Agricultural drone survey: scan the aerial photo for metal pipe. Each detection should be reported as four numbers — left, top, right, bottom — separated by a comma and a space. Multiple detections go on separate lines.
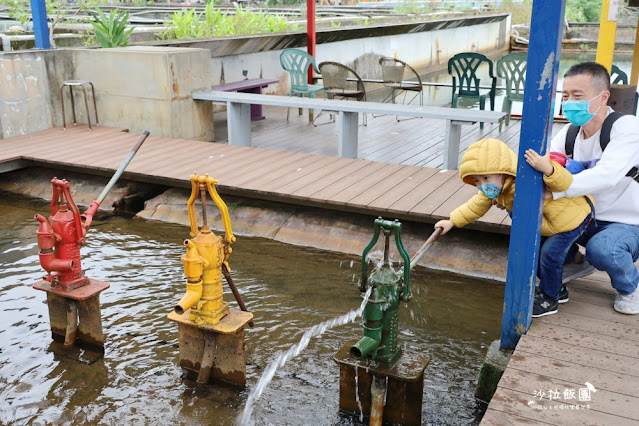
221, 264, 254, 327
409, 227, 443, 270
369, 375, 386, 426
383, 232, 390, 265
95, 131, 150, 204
64, 300, 78, 348
199, 187, 208, 228
350, 335, 379, 359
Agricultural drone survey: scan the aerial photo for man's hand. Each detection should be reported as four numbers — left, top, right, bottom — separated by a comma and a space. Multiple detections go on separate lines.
525, 149, 554, 177
434, 219, 454, 235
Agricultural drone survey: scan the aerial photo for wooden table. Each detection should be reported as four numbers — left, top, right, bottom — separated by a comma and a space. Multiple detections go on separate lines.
210, 78, 279, 121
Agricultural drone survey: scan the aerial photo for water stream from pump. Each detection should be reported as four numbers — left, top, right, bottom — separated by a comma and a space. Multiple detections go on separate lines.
238, 286, 373, 424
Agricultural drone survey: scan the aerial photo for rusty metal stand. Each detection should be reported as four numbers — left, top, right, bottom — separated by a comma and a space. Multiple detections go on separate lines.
33, 278, 110, 352
168, 307, 253, 386
334, 341, 429, 425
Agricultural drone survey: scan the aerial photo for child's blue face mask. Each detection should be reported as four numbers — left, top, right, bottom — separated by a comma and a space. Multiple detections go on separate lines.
479, 183, 502, 199
562, 92, 603, 126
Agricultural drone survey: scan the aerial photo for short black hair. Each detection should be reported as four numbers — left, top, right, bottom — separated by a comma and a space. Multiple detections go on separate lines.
563, 62, 610, 92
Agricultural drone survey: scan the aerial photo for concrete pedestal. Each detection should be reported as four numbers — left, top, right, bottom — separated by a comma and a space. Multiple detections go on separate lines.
334, 341, 429, 425
33, 277, 110, 352
168, 307, 253, 386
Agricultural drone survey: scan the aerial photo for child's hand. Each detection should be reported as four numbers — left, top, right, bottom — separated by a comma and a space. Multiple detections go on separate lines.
524, 149, 554, 176
435, 219, 454, 235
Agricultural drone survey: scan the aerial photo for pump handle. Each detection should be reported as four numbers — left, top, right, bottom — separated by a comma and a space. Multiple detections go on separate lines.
409, 227, 443, 270
95, 131, 150, 204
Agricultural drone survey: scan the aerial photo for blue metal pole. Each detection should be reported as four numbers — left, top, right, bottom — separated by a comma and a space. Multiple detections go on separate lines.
499, 0, 566, 351
30, 0, 50, 49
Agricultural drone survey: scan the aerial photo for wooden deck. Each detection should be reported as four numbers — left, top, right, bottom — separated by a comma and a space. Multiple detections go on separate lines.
482, 268, 639, 425
0, 120, 517, 233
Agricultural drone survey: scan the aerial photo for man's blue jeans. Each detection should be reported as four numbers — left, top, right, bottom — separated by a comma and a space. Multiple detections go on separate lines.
575, 220, 639, 295
539, 215, 592, 301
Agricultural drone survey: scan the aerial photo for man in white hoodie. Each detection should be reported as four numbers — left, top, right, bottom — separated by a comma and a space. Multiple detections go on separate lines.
545, 62, 639, 314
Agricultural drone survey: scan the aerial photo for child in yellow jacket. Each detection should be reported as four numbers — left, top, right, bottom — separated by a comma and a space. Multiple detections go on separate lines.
435, 138, 594, 317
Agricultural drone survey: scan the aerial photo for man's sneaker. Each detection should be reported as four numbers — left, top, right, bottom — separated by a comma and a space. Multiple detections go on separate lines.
558, 286, 569, 304
532, 292, 558, 317
614, 287, 639, 315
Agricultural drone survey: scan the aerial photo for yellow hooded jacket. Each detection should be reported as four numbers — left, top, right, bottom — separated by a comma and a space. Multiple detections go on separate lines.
449, 139, 594, 237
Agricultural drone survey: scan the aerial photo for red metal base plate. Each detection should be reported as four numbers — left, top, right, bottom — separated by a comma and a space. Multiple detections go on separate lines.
33, 277, 110, 300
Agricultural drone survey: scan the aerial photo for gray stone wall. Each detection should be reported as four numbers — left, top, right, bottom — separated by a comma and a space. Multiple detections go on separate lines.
0, 50, 57, 138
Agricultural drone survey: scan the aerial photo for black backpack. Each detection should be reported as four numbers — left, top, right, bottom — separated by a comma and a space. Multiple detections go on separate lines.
565, 111, 639, 183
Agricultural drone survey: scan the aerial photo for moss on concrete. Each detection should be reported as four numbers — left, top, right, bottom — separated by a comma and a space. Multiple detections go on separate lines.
475, 340, 512, 403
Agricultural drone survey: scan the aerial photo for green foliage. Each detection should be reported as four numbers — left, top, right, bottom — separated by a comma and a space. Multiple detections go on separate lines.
161, 5, 295, 40
90, 8, 135, 48
565, 0, 602, 23
5, 0, 30, 26
331, 21, 341, 28
163, 8, 205, 39
494, 0, 532, 26
393, 0, 431, 15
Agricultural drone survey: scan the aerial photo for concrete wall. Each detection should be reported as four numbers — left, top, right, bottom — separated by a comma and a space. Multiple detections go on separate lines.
0, 50, 56, 138
0, 46, 214, 140
213, 16, 509, 93
156, 14, 510, 90
71, 46, 214, 139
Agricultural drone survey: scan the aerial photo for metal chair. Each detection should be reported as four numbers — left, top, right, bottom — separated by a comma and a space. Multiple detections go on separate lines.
317, 61, 367, 126
496, 53, 527, 131
279, 49, 324, 121
448, 52, 496, 129
377, 57, 423, 121
61, 80, 99, 130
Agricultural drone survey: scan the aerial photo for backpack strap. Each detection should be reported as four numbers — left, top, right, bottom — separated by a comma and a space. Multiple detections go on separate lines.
564, 111, 625, 157
565, 125, 580, 158
599, 111, 625, 151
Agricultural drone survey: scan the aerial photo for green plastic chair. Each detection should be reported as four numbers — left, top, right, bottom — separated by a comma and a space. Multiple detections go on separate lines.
448, 52, 496, 129
610, 64, 628, 85
609, 65, 638, 115
496, 53, 527, 131
279, 49, 324, 121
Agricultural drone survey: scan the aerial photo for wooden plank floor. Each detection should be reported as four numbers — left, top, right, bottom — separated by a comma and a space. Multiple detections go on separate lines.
0, 124, 513, 232
215, 105, 563, 169
482, 267, 639, 425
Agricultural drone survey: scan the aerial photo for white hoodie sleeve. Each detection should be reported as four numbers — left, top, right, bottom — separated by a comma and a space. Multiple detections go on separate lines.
552, 116, 639, 199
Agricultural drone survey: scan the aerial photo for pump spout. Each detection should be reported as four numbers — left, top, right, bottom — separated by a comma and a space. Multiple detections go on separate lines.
174, 240, 207, 315
350, 335, 380, 359
35, 214, 74, 274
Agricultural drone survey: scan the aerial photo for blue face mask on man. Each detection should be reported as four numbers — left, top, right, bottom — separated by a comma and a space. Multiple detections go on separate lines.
562, 92, 604, 126
479, 183, 502, 199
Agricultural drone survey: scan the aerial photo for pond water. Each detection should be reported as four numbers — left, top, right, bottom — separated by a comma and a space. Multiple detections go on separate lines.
0, 191, 504, 425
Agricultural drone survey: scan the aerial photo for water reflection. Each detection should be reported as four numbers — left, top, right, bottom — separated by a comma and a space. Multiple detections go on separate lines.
0, 191, 503, 425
